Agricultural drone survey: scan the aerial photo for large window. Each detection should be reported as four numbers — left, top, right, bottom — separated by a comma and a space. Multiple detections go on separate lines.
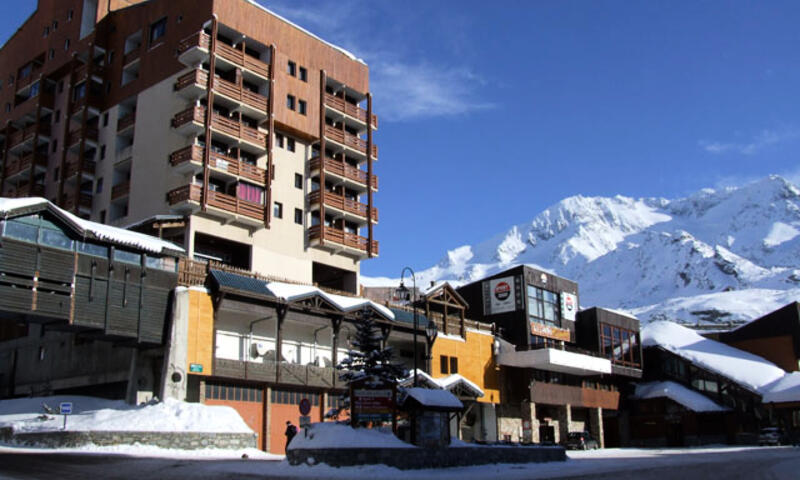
149, 17, 167, 46
527, 285, 559, 327
599, 323, 641, 368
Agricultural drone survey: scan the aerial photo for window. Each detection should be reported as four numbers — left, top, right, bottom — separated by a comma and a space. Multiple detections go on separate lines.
53, 20, 58, 31
100, 145, 106, 160
599, 322, 641, 368
4, 103, 10, 113
108, 51, 114, 64
115, 250, 141, 265
96, 178, 103, 193
49, 49, 55, 60
52, 140, 58, 153
273, 202, 283, 219
299, 66, 307, 82
287, 138, 295, 152
177, 15, 183, 24
294, 173, 303, 189
68, 9, 74, 21
440, 355, 449, 374
449, 356, 459, 374
286, 95, 295, 110
298, 99, 307, 115
53, 167, 59, 181
294, 208, 302, 225
100, 210, 106, 223
64, 39, 70, 51
44, 26, 50, 37
149, 17, 167, 46
58, 80, 64, 93
275, 133, 284, 148
527, 285, 560, 327
287, 61, 296, 76
103, 112, 109, 127
54, 110, 60, 123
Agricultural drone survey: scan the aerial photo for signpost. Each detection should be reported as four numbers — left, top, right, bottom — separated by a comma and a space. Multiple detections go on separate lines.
298, 398, 312, 437
59, 402, 73, 430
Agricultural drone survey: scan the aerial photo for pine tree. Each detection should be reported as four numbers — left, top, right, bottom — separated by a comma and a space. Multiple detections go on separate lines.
337, 308, 407, 389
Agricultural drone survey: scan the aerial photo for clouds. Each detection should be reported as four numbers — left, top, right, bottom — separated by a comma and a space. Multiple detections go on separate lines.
260, 0, 493, 122
700, 128, 800, 155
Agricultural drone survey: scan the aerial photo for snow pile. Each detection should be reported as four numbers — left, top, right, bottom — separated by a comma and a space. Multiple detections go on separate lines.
633, 381, 728, 412
0, 396, 252, 433
763, 372, 800, 403
287, 422, 414, 450
641, 321, 786, 393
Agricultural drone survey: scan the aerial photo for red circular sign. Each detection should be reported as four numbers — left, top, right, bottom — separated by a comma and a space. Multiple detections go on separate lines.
494, 281, 511, 300
299, 398, 311, 415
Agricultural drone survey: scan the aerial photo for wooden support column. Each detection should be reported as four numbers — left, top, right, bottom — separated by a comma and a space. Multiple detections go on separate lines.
26, 96, 44, 194
74, 43, 95, 215
366, 92, 374, 256
264, 44, 276, 228
201, 17, 219, 212
318, 70, 327, 246
58, 56, 78, 204
0, 122, 11, 194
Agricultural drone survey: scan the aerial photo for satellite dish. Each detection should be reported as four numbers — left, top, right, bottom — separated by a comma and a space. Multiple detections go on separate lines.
251, 342, 270, 358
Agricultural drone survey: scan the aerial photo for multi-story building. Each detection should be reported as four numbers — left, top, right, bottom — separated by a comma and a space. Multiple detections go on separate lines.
456, 265, 643, 447
0, 0, 378, 293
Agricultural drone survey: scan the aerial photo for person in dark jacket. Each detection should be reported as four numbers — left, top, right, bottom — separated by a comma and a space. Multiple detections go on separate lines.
285, 420, 298, 453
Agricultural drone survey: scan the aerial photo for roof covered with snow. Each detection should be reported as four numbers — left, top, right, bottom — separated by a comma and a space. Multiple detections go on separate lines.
403, 387, 463, 410
762, 372, 800, 404
634, 381, 729, 412
641, 321, 786, 394
400, 370, 484, 398
0, 197, 184, 256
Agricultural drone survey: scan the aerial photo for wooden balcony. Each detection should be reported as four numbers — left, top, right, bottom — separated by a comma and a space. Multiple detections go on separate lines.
62, 192, 93, 211
175, 69, 268, 113
172, 106, 267, 149
111, 181, 130, 200
71, 92, 102, 114
122, 46, 141, 66
309, 225, 378, 256
324, 125, 378, 158
308, 190, 377, 222
529, 382, 620, 410
213, 358, 336, 388
169, 145, 266, 184
8, 123, 51, 151
13, 182, 45, 198
177, 32, 270, 79
309, 156, 378, 190
15, 65, 43, 92
167, 184, 265, 224
117, 113, 135, 132
74, 63, 106, 82
324, 93, 378, 129
4, 153, 47, 179
64, 157, 96, 180
66, 127, 99, 148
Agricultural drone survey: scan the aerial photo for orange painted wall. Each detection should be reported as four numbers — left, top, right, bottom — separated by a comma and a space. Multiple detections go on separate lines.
186, 289, 215, 376
431, 329, 501, 404
268, 394, 324, 454
205, 398, 264, 449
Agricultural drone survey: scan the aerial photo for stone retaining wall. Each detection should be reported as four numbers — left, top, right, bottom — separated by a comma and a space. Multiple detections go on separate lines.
288, 445, 566, 469
0, 427, 256, 450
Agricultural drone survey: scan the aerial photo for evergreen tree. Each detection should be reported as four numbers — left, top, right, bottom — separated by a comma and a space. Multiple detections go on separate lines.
337, 307, 407, 389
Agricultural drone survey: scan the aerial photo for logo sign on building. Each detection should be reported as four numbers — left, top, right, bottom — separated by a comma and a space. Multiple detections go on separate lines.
530, 321, 571, 342
483, 276, 517, 315
353, 389, 394, 423
298, 398, 311, 416
560, 292, 578, 322
189, 363, 203, 373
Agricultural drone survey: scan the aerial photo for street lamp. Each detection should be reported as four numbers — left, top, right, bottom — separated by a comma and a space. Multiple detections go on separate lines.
395, 267, 418, 387
425, 318, 438, 373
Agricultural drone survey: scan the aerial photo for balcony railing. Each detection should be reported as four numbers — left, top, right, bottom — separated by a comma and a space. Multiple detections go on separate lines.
74, 63, 107, 82
111, 182, 130, 201
213, 358, 336, 388
14, 182, 45, 197
167, 184, 264, 221
117, 113, 135, 132
71, 93, 102, 113
309, 156, 378, 189
177, 32, 270, 79
324, 93, 378, 128
175, 69, 268, 113
8, 123, 51, 149
324, 125, 378, 158
62, 192, 93, 211
529, 382, 620, 410
4, 153, 47, 178
308, 190, 378, 222
172, 106, 267, 147
66, 127, 99, 148
64, 157, 96, 179
15, 65, 43, 92
169, 145, 267, 184
122, 46, 141, 65
309, 225, 378, 255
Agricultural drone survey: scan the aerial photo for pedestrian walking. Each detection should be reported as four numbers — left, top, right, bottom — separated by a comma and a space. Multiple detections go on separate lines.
284, 420, 298, 453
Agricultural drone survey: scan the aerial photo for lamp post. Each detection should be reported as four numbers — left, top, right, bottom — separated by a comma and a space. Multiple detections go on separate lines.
395, 267, 418, 387
425, 318, 438, 373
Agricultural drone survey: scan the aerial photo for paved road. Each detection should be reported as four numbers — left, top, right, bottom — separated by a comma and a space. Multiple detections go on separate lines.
0, 447, 798, 479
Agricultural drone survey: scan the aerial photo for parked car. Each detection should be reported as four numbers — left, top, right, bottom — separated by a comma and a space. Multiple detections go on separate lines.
565, 431, 599, 450
758, 427, 787, 446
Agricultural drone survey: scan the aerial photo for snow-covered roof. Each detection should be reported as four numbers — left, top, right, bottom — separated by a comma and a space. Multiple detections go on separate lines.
403, 387, 463, 410
633, 381, 729, 412
401, 370, 484, 398
641, 321, 786, 394
0, 197, 184, 255
244, 0, 366, 65
266, 281, 394, 321
762, 372, 800, 404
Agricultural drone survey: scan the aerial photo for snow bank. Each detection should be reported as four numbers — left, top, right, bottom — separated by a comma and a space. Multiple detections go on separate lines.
641, 321, 786, 393
633, 381, 728, 412
287, 422, 414, 450
0, 396, 251, 434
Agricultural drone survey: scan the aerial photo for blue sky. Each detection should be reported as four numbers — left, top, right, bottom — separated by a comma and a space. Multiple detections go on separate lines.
2, 1, 799, 279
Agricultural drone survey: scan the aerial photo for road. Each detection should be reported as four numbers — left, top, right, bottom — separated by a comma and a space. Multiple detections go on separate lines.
0, 446, 798, 479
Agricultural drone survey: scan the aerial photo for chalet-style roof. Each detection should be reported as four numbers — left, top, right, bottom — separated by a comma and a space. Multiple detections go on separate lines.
400, 370, 485, 398
422, 281, 469, 309
0, 197, 184, 256
633, 381, 728, 412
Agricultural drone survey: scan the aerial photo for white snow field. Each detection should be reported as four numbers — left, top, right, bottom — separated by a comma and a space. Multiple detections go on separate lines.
0, 395, 252, 434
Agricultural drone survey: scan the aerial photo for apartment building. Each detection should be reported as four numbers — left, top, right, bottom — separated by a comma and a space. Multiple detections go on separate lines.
0, 0, 378, 293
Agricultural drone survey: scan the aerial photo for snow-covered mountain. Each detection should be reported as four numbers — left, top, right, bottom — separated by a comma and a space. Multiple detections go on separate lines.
367, 175, 800, 325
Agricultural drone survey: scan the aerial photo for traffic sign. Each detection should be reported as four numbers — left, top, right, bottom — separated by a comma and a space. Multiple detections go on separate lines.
59, 402, 73, 415
299, 415, 311, 428
298, 397, 311, 415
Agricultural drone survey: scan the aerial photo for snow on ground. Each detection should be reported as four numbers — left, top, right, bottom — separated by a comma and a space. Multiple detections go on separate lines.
288, 422, 414, 450
641, 321, 786, 393
0, 395, 252, 433
0, 443, 279, 460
